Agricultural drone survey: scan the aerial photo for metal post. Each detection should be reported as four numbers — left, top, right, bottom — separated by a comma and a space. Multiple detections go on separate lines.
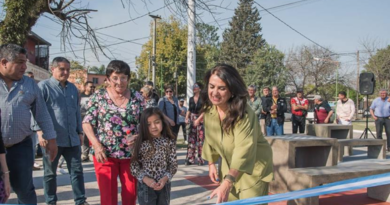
149, 14, 161, 86
336, 62, 339, 99
187, 0, 196, 102
356, 50, 360, 117
147, 52, 151, 81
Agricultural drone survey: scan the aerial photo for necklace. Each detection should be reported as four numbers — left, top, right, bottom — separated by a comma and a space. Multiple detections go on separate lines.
109, 89, 128, 108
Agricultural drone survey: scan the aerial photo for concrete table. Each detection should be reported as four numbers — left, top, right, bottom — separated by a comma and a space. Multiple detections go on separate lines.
266, 134, 338, 195
306, 123, 353, 155
306, 124, 353, 140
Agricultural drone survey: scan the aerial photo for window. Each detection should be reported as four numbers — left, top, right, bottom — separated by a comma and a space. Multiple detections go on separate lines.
92, 78, 98, 84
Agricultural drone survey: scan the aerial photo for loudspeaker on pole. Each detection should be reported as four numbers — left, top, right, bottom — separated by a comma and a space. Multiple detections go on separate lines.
359, 73, 375, 95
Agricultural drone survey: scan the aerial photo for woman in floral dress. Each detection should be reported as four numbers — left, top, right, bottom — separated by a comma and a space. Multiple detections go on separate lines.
185, 82, 205, 166
82, 60, 144, 205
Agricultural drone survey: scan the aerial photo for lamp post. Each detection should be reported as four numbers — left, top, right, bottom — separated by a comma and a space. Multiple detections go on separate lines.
149, 14, 161, 86
146, 51, 151, 81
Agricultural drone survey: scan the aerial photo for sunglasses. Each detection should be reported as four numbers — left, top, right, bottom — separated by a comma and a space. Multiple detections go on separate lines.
140, 92, 143, 94
166, 90, 173, 93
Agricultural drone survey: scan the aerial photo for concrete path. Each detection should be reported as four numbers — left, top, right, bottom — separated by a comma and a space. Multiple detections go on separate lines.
6, 122, 389, 204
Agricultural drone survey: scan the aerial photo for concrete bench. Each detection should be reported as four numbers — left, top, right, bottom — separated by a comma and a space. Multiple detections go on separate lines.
306, 124, 353, 154
338, 139, 386, 162
266, 135, 339, 197
287, 160, 390, 205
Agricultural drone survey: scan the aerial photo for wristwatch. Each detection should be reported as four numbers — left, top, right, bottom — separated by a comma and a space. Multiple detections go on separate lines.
224, 174, 236, 185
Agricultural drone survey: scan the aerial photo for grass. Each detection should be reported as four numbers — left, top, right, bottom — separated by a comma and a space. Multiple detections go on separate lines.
352, 121, 376, 131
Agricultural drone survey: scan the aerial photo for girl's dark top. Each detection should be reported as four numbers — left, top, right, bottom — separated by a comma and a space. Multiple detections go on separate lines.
189, 96, 202, 115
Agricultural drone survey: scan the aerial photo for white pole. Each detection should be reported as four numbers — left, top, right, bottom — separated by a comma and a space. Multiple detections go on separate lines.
149, 15, 161, 87
187, 0, 196, 102
152, 18, 157, 86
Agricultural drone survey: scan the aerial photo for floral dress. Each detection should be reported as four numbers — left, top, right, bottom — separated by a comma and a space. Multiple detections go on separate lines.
83, 89, 144, 159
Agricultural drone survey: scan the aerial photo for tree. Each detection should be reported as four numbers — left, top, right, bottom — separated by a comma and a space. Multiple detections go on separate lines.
0, 0, 225, 58
219, 0, 265, 76
70, 60, 84, 70
136, 17, 220, 96
196, 23, 220, 78
0, 0, 99, 56
88, 64, 106, 74
137, 17, 188, 95
196, 23, 219, 47
285, 45, 348, 97
244, 44, 287, 95
363, 45, 390, 91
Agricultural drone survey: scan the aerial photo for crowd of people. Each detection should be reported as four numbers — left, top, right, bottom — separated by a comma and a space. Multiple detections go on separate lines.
1, 42, 390, 205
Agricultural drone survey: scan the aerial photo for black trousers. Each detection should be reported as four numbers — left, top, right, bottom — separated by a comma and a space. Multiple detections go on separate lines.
375, 117, 390, 147
179, 122, 187, 141
137, 181, 171, 205
292, 115, 306, 134
171, 124, 180, 138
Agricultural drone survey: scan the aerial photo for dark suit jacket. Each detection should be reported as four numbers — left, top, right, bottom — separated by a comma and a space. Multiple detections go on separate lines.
264, 96, 287, 125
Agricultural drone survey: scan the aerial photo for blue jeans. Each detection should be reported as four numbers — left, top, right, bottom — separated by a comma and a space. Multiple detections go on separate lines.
137, 181, 171, 205
5, 136, 37, 204
42, 146, 86, 205
266, 119, 284, 136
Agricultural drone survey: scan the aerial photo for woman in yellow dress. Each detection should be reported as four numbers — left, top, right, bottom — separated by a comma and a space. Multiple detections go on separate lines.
202, 64, 273, 204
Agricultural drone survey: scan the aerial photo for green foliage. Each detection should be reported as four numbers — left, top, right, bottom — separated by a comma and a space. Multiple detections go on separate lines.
70, 60, 85, 70
219, 0, 265, 76
196, 23, 219, 47
137, 16, 220, 96
129, 71, 144, 91
88, 64, 106, 74
245, 44, 287, 95
364, 45, 390, 92
196, 22, 221, 79
0, 0, 46, 45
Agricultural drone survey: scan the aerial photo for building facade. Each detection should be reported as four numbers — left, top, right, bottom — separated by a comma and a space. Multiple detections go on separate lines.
69, 69, 106, 92
24, 31, 51, 81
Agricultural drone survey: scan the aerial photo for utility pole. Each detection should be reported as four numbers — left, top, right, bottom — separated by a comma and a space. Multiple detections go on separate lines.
149, 14, 161, 86
187, 0, 196, 102
336, 62, 339, 100
356, 50, 360, 117
146, 51, 151, 81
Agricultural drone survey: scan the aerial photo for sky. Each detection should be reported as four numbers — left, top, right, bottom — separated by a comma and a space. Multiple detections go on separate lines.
30, 0, 390, 76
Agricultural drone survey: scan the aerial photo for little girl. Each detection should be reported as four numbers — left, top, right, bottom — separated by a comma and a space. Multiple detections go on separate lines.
131, 107, 178, 205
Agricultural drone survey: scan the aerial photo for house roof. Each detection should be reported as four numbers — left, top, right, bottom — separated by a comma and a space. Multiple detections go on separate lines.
28, 31, 51, 46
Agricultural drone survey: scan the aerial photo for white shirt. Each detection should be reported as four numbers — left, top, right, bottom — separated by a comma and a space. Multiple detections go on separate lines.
336, 98, 355, 121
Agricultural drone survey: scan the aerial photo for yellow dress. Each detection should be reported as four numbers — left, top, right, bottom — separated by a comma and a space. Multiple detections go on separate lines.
202, 105, 274, 201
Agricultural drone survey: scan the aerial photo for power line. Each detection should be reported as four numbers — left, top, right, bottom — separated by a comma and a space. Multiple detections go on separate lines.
50, 36, 149, 55
95, 4, 171, 30
253, 1, 334, 54
207, 0, 318, 25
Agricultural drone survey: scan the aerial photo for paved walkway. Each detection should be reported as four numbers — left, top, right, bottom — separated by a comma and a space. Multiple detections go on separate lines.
6, 122, 390, 204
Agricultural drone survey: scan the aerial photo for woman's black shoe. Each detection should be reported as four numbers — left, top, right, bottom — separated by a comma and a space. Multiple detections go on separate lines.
185, 161, 193, 166
198, 161, 204, 166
